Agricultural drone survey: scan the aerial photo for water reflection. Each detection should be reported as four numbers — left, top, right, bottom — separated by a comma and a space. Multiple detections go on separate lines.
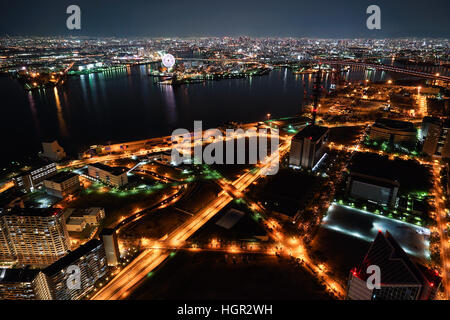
97, 73, 108, 104
161, 85, 177, 125
80, 75, 90, 108
53, 87, 68, 137
27, 91, 41, 136
88, 73, 100, 107
3, 65, 413, 162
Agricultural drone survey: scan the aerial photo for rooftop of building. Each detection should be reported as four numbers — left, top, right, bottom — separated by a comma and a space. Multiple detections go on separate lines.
372, 118, 416, 132
0, 268, 40, 284
67, 216, 85, 224
88, 163, 127, 176
43, 238, 103, 276
353, 231, 440, 287
64, 207, 103, 218
0, 207, 63, 218
14, 161, 57, 178
293, 124, 329, 142
44, 171, 78, 183
254, 168, 320, 217
348, 152, 432, 193
42, 140, 61, 145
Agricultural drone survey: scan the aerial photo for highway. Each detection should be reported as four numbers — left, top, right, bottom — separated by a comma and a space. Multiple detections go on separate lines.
432, 163, 450, 299
113, 185, 186, 232
0, 180, 14, 194
91, 138, 290, 300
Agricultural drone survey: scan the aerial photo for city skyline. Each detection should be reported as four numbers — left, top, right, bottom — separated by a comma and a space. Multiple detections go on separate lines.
0, 0, 449, 38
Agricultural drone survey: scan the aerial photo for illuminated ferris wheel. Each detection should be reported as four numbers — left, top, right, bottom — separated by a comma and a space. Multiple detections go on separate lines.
161, 53, 176, 69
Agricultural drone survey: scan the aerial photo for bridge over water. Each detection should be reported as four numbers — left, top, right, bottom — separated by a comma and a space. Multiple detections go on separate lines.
319, 59, 450, 82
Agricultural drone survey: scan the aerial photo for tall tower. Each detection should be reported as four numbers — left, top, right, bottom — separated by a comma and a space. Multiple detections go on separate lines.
290, 63, 329, 170
311, 64, 323, 125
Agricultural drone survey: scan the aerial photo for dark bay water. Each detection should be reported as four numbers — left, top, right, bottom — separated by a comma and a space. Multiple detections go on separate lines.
1, 60, 443, 166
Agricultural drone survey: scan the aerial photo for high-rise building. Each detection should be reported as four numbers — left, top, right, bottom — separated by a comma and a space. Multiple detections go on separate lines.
0, 214, 15, 266
422, 122, 443, 157
43, 239, 107, 300
439, 120, 450, 158
347, 231, 441, 300
289, 124, 329, 169
0, 268, 52, 300
0, 208, 70, 267
420, 116, 442, 141
422, 118, 450, 158
101, 228, 120, 266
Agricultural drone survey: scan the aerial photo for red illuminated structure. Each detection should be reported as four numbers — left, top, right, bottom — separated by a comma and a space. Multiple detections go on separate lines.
347, 231, 441, 300
311, 64, 323, 125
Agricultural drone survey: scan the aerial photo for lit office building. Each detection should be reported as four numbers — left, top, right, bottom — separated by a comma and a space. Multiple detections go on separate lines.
420, 116, 442, 141
422, 121, 443, 157
0, 215, 15, 266
347, 231, 441, 300
422, 118, 450, 158
43, 171, 81, 198
0, 208, 70, 268
0, 268, 52, 300
369, 118, 417, 145
43, 239, 108, 300
347, 172, 399, 208
87, 163, 128, 187
289, 124, 329, 169
346, 153, 401, 208
13, 162, 57, 192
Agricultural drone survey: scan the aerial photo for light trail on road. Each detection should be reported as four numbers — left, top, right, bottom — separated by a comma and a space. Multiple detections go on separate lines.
92, 138, 290, 300
432, 164, 450, 299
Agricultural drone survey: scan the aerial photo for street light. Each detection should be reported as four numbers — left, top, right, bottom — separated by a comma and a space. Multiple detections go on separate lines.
266, 113, 271, 120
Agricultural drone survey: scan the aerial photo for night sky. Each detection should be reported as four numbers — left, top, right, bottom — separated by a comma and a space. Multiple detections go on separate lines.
0, 0, 449, 38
